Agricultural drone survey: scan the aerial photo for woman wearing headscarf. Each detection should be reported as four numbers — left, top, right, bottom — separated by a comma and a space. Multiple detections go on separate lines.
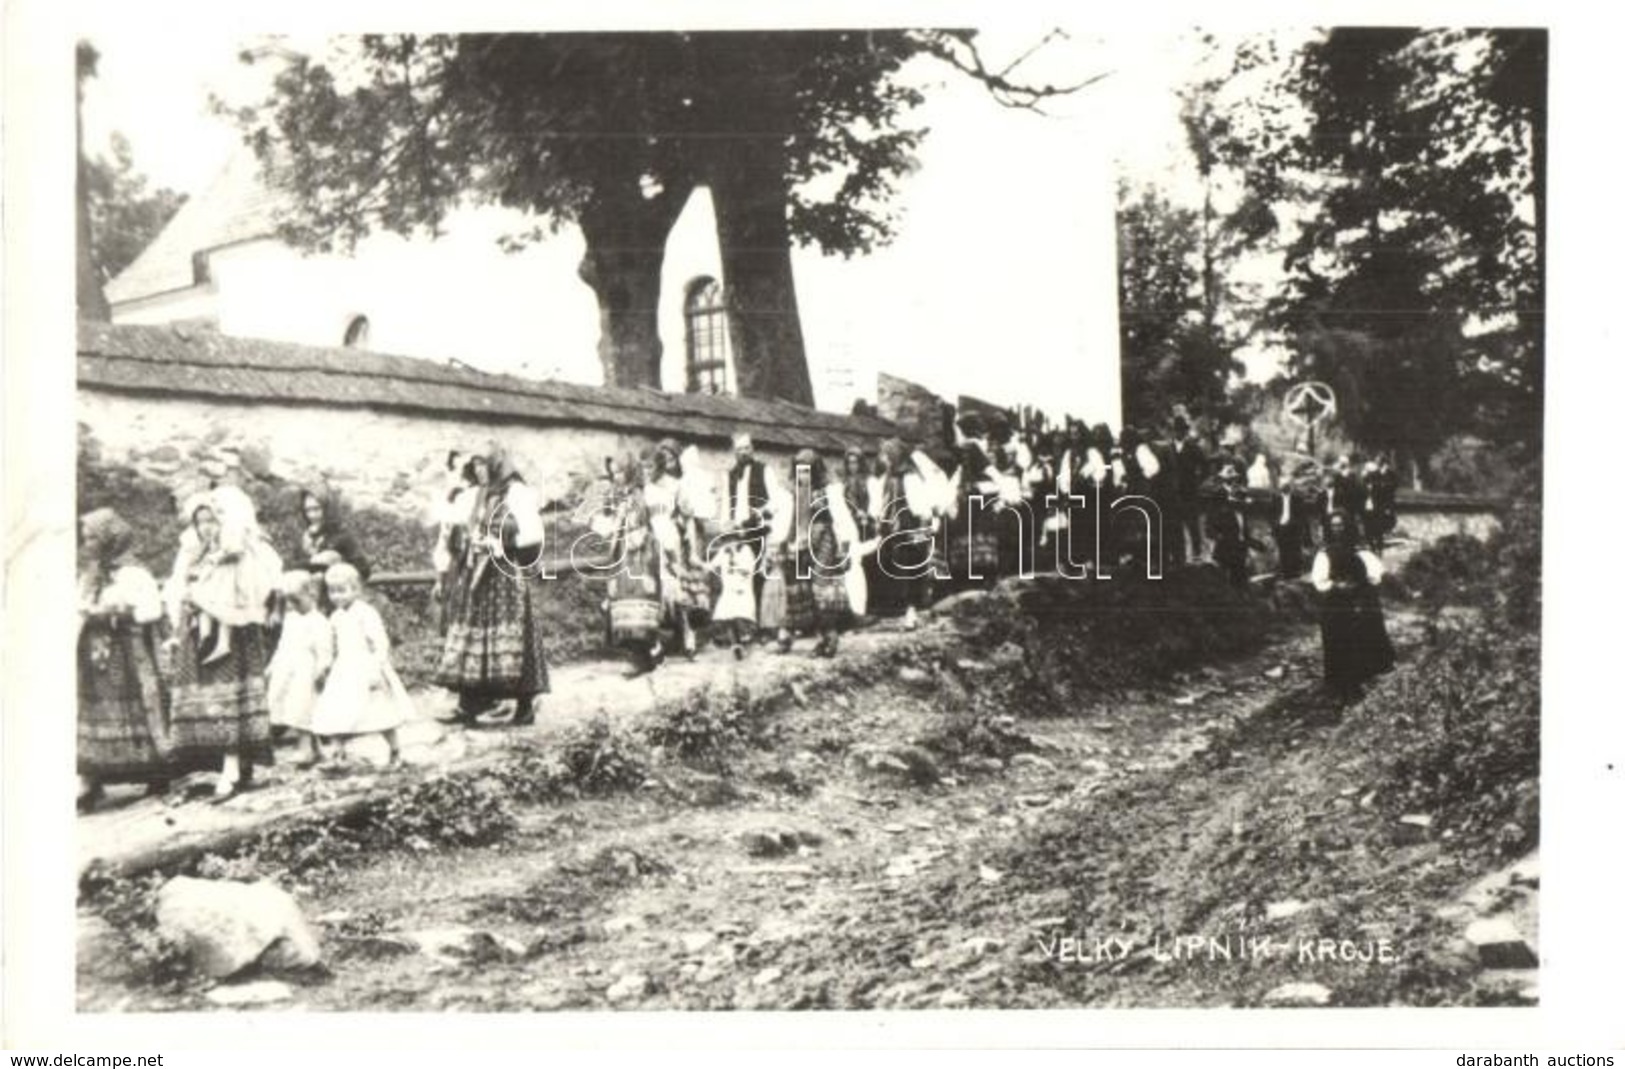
1022, 431, 1062, 575
430, 453, 481, 635
874, 438, 942, 630
644, 438, 710, 659
1312, 510, 1397, 696
834, 446, 879, 618
77, 509, 171, 810
776, 449, 851, 656
162, 487, 281, 802
945, 414, 1002, 589
435, 443, 549, 726
593, 452, 666, 677
296, 487, 371, 611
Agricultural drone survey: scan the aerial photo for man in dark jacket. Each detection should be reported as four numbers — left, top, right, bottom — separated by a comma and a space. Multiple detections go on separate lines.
1272, 466, 1316, 579
1324, 455, 1366, 540
1168, 415, 1207, 564
1362, 453, 1400, 552
724, 433, 779, 612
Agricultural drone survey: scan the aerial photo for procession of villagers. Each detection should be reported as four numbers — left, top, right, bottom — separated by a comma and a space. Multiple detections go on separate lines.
77, 407, 1398, 810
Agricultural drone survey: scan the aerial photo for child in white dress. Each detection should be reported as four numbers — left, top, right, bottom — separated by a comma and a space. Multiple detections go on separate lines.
265, 570, 333, 767
310, 563, 409, 767
709, 538, 759, 659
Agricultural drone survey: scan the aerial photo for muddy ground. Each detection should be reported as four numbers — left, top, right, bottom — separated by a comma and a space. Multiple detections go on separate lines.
76, 576, 1537, 1011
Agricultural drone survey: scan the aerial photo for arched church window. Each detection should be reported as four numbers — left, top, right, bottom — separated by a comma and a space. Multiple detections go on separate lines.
684, 277, 730, 395
342, 314, 371, 349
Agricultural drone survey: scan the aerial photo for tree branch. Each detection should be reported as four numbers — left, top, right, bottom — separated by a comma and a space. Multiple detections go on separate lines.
916, 29, 1112, 112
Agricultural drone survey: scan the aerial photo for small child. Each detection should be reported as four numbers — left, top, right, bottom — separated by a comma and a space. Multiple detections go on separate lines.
709, 537, 759, 660
265, 570, 333, 767
309, 563, 410, 767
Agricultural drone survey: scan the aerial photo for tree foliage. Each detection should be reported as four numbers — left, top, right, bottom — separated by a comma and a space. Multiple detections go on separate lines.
1115, 183, 1241, 431
232, 32, 934, 400
77, 41, 188, 308
77, 41, 109, 320
1221, 28, 1544, 471
84, 132, 189, 282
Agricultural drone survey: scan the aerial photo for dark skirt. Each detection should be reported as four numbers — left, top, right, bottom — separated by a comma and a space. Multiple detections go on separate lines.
168, 619, 275, 771
1319, 585, 1397, 694
873, 523, 937, 612
948, 518, 1001, 581
436, 565, 551, 700
782, 523, 850, 633
661, 539, 713, 621
78, 618, 172, 782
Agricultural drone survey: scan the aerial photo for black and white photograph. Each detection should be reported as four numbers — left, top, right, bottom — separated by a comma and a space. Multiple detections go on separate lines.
4, 0, 1622, 1054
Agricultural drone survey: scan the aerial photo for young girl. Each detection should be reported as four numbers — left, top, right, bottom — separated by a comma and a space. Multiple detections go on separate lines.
709, 535, 759, 660
310, 563, 410, 767
265, 570, 333, 767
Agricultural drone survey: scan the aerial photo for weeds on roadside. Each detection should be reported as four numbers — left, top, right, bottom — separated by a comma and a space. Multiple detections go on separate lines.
558, 716, 650, 796
644, 683, 768, 772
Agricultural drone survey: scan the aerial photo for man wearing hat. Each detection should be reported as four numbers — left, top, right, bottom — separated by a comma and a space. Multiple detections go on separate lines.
724, 433, 782, 626
1169, 414, 1207, 565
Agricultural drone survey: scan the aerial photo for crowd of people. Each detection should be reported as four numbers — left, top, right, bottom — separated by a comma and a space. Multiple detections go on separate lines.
77, 409, 1401, 812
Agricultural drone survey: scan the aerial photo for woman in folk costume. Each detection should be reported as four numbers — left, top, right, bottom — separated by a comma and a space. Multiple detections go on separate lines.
77, 509, 172, 811
1024, 431, 1063, 574
1058, 424, 1116, 574
430, 452, 481, 636
833, 446, 881, 618
311, 563, 411, 766
265, 570, 333, 767
163, 487, 281, 802
946, 416, 1003, 589
1312, 510, 1397, 696
297, 487, 372, 583
874, 438, 947, 631
435, 443, 549, 726
1111, 426, 1164, 575
593, 452, 668, 677
168, 483, 283, 666
990, 429, 1030, 580
644, 438, 713, 659
775, 449, 851, 656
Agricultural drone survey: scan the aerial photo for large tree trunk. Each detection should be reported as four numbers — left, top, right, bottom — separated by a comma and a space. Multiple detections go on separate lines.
698, 35, 815, 408
710, 152, 814, 407
576, 179, 693, 389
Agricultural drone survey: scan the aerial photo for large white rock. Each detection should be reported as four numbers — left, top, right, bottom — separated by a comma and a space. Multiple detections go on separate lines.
154, 876, 322, 979
1263, 982, 1333, 1007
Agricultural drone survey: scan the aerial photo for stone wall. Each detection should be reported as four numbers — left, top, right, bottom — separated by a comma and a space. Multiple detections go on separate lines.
77, 389, 832, 531
1383, 505, 1503, 568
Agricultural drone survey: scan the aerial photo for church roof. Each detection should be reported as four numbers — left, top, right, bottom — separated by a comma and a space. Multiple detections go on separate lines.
78, 320, 902, 453
105, 152, 283, 305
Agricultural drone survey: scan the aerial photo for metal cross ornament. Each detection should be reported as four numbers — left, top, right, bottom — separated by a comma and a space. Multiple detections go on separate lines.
1283, 381, 1337, 427
1283, 381, 1337, 456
